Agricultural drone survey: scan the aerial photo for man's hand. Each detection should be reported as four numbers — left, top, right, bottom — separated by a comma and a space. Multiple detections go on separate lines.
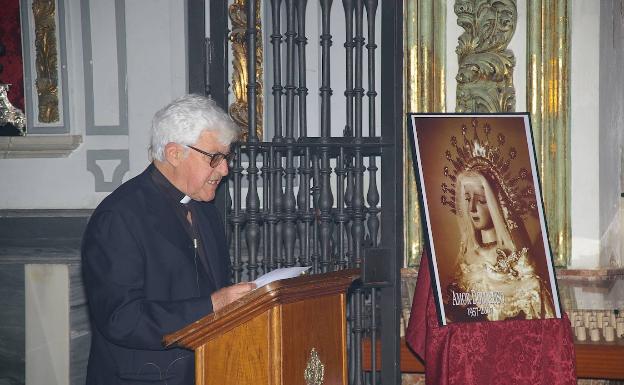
211, 282, 256, 312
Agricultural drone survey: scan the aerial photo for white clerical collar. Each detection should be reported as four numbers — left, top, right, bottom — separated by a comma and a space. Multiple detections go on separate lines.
179, 195, 191, 204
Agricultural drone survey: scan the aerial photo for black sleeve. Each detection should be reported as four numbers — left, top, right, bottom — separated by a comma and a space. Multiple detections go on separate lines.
82, 210, 213, 350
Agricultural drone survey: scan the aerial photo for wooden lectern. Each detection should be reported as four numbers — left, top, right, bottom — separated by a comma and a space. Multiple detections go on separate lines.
164, 269, 359, 385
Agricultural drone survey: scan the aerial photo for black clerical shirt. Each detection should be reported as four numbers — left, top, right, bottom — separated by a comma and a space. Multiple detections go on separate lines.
149, 164, 216, 295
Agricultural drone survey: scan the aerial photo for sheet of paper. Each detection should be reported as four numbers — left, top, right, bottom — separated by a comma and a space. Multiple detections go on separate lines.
253, 266, 311, 288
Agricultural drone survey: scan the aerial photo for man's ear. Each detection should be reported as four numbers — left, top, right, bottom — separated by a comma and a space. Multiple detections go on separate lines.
164, 142, 184, 166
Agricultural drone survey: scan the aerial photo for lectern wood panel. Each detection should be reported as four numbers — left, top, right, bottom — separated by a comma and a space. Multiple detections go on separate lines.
198, 312, 270, 385
164, 270, 359, 385
281, 294, 347, 385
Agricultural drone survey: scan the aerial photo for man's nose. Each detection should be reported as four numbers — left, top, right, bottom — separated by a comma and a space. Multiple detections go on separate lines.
217, 158, 229, 176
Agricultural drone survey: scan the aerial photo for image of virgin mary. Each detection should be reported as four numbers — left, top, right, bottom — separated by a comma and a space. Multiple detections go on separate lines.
440, 119, 556, 323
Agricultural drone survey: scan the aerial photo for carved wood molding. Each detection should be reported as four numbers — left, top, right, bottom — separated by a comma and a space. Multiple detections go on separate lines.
229, 0, 263, 141
454, 0, 517, 113
32, 0, 59, 123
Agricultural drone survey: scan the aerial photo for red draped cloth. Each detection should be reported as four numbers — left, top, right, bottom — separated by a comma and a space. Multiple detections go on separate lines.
0, 0, 25, 110
406, 252, 577, 385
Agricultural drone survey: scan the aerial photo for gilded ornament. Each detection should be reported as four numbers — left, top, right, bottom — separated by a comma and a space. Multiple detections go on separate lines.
441, 118, 537, 220
32, 0, 59, 123
527, 0, 570, 266
304, 348, 325, 385
229, 0, 263, 141
403, 0, 446, 267
0, 83, 26, 135
454, 0, 517, 112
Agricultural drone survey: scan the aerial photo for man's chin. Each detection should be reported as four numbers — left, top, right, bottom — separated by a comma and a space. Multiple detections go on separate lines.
188, 191, 216, 202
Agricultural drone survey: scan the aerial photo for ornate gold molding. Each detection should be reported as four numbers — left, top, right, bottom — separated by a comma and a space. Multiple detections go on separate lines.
454, 0, 517, 112
229, 0, 263, 141
0, 84, 26, 135
403, 0, 446, 267
527, 0, 571, 266
32, 0, 59, 123
304, 348, 324, 385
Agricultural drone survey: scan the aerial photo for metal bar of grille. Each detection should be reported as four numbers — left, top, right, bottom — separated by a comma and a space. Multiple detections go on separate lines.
335, 147, 347, 269
320, 0, 333, 139
319, 0, 333, 273
298, 147, 313, 266
283, 0, 297, 267
270, 0, 283, 140
345, 159, 354, 267
262, 149, 271, 275
379, 0, 403, 382
267, 147, 279, 271
231, 147, 243, 282
296, 0, 310, 269
311, 153, 321, 273
284, 0, 296, 140
352, 0, 366, 267
274, 152, 285, 268
296, 0, 309, 138
245, 0, 261, 280
365, 0, 379, 247
343, 0, 355, 137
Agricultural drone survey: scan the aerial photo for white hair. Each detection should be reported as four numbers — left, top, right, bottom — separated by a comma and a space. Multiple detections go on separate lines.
149, 94, 241, 161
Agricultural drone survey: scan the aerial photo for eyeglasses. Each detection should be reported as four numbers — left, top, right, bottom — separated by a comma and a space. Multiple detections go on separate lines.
186, 145, 235, 168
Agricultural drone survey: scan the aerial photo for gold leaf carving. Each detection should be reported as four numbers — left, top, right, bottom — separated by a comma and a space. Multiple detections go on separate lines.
304, 348, 325, 385
0, 84, 26, 135
454, 0, 517, 112
229, 0, 263, 141
527, 0, 570, 266
404, 0, 447, 267
32, 0, 59, 123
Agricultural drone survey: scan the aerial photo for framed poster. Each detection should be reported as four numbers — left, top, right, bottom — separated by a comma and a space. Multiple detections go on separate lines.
408, 113, 561, 325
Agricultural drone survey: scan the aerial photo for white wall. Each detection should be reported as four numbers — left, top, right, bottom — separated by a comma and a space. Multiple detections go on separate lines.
0, 0, 187, 209
598, 0, 624, 268
570, 1, 601, 267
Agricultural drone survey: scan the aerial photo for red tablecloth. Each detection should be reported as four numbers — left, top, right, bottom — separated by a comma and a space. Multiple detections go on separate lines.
406, 252, 577, 385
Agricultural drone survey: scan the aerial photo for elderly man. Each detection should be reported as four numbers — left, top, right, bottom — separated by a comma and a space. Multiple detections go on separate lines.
82, 94, 255, 385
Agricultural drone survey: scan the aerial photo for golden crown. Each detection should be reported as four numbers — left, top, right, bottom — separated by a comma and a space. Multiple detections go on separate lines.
440, 118, 538, 219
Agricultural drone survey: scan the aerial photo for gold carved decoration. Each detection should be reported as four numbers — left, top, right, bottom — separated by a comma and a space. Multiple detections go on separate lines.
527, 0, 570, 266
405, 0, 570, 267
304, 348, 325, 385
229, 0, 263, 141
454, 0, 517, 112
32, 0, 59, 123
0, 84, 26, 135
403, 0, 446, 267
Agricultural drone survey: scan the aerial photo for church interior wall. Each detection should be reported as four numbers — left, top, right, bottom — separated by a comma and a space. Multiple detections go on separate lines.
0, 0, 620, 266
0, 0, 187, 210
1, 1, 624, 385
598, 0, 624, 269
570, 0, 601, 268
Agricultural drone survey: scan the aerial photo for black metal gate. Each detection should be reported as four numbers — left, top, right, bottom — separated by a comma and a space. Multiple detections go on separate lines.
189, 0, 403, 383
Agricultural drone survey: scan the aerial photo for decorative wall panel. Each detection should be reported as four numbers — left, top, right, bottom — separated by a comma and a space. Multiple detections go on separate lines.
86, 149, 129, 192
21, 0, 70, 134
82, 0, 128, 135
